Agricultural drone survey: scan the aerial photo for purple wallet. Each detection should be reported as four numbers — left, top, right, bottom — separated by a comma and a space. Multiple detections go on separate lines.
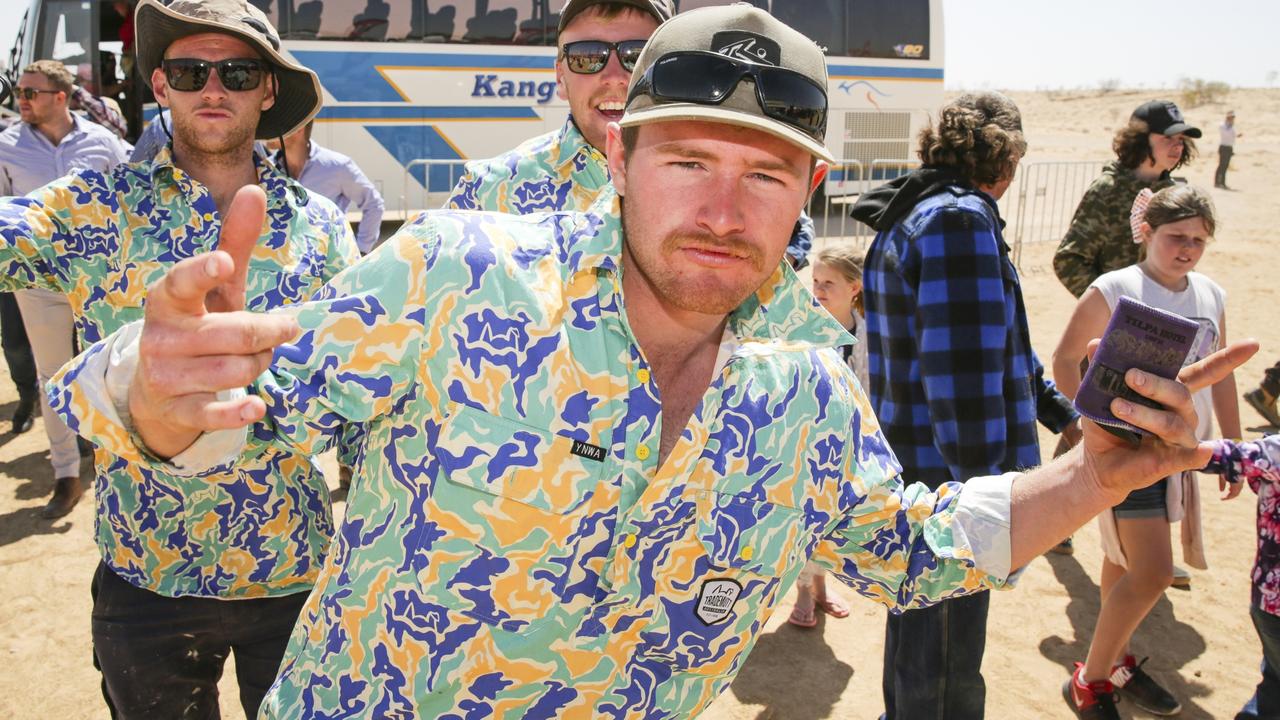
1074, 296, 1200, 442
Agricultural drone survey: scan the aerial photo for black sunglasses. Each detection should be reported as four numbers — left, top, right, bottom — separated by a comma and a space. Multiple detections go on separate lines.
162, 58, 268, 92
627, 51, 828, 143
561, 40, 648, 75
15, 87, 62, 101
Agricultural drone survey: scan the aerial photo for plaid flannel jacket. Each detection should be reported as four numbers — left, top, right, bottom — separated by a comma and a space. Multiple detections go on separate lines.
864, 184, 1076, 489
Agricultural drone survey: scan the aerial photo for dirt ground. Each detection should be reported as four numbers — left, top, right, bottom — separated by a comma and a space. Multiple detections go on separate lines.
1, 88, 1275, 719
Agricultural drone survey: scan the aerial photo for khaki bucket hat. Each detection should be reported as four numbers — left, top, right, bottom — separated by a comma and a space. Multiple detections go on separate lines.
135, 0, 322, 139
620, 3, 833, 162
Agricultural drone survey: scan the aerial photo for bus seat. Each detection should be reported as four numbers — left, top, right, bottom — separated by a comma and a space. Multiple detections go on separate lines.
463, 8, 517, 43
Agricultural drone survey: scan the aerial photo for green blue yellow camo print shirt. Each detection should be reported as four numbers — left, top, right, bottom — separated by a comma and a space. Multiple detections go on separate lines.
445, 119, 612, 215
55, 194, 1015, 717
2, 147, 359, 598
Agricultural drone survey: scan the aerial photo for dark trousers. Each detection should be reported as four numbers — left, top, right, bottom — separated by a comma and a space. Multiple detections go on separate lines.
91, 562, 309, 720
882, 590, 990, 720
0, 291, 37, 399
1263, 361, 1280, 398
1237, 605, 1280, 719
1216, 145, 1235, 187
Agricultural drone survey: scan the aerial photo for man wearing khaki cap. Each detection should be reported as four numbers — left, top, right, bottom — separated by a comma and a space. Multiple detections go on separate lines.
53, 4, 1252, 717
0, 0, 359, 715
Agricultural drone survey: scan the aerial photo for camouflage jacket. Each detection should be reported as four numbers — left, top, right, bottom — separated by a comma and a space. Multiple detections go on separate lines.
1052, 162, 1174, 297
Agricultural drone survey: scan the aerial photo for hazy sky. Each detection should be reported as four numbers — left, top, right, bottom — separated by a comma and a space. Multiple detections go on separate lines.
2, 0, 1275, 90
943, 0, 1279, 90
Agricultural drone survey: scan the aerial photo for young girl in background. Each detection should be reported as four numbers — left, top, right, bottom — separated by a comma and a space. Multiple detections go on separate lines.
1053, 185, 1241, 719
787, 243, 866, 628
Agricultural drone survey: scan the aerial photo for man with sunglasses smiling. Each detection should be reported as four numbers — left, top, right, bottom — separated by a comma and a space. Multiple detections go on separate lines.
447, 0, 669, 214
51, 4, 1253, 718
447, 0, 818, 268
0, 60, 133, 519
0, 0, 359, 716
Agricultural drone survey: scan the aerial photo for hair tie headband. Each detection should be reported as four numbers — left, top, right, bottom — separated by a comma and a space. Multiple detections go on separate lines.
1130, 188, 1154, 244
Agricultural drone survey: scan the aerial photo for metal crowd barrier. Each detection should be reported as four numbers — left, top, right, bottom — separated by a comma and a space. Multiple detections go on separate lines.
399, 158, 471, 220
1003, 160, 1106, 270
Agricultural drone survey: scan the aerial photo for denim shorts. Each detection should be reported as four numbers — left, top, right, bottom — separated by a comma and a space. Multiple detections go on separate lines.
1114, 477, 1168, 519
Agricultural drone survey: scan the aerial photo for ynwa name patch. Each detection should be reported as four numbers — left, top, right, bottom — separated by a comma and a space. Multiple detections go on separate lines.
711, 31, 781, 66
570, 439, 606, 462
695, 578, 743, 625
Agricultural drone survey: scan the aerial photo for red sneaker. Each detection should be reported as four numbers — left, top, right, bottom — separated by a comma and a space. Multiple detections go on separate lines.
1062, 662, 1120, 720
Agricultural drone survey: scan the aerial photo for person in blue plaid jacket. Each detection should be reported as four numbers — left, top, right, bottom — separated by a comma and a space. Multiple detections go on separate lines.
852, 91, 1080, 720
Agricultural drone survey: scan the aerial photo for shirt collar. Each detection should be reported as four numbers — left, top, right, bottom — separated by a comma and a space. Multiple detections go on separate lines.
556, 116, 607, 175
567, 194, 851, 350
20, 113, 88, 148
148, 145, 308, 208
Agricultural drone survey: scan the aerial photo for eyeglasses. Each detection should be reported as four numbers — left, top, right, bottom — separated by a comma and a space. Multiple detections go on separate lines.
15, 87, 61, 101
561, 40, 648, 75
162, 58, 268, 92
627, 51, 828, 143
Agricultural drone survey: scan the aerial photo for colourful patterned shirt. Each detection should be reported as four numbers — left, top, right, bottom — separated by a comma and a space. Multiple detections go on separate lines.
447, 117, 815, 267
2, 147, 360, 598
55, 195, 1014, 717
1204, 436, 1280, 615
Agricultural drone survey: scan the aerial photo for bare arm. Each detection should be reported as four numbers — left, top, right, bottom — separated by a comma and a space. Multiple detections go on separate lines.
1211, 312, 1242, 440
1009, 338, 1258, 569
1050, 288, 1111, 400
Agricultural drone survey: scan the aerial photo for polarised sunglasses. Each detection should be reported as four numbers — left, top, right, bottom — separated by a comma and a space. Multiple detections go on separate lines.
627, 51, 828, 143
561, 40, 648, 75
162, 58, 268, 92
15, 87, 62, 101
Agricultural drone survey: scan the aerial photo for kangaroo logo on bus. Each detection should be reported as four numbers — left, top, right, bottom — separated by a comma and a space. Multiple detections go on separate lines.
711, 31, 781, 66
471, 74, 557, 104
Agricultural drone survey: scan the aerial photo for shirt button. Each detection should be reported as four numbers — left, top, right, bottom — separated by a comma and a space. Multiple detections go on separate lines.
623, 533, 637, 548
635, 445, 650, 461
739, 545, 755, 562
636, 368, 651, 384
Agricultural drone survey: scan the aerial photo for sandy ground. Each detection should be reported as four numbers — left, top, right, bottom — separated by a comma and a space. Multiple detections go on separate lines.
0, 88, 1276, 719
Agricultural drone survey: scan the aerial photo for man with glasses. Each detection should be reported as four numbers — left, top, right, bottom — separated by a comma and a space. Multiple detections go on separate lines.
0, 59, 132, 519
0, 0, 358, 716
51, 5, 1250, 717
447, 0, 817, 268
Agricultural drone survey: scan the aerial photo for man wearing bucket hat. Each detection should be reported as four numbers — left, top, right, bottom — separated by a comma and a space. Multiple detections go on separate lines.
0, 0, 359, 715
447, 0, 816, 269
53, 4, 1252, 718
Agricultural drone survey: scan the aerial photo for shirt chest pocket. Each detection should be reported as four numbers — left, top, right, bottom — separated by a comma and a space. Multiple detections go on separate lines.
426, 403, 605, 631
635, 491, 805, 677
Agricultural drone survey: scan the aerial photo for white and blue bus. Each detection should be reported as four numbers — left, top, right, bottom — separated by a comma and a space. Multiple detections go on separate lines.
6, 0, 943, 215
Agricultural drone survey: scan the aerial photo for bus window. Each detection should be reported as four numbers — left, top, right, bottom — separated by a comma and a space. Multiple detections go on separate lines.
249, 0, 285, 29
277, 0, 553, 44
34, 0, 94, 67
845, 0, 929, 60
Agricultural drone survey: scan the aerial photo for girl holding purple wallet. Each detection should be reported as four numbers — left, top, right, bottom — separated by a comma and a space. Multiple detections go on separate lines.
1053, 184, 1243, 719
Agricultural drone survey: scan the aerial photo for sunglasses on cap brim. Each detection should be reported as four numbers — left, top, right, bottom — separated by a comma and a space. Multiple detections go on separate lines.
162, 58, 269, 92
562, 39, 648, 74
627, 51, 828, 143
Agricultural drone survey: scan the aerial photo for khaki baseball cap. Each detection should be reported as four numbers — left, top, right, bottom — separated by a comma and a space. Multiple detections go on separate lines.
135, 0, 323, 139
557, 0, 673, 36
620, 3, 833, 162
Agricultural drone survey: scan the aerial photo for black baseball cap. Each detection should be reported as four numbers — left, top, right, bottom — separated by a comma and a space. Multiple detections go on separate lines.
1131, 100, 1202, 138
